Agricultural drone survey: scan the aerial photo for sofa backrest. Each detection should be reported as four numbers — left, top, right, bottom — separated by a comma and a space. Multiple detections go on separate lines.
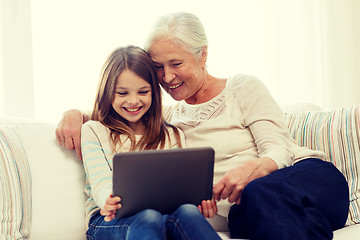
285, 104, 360, 226
0, 121, 85, 240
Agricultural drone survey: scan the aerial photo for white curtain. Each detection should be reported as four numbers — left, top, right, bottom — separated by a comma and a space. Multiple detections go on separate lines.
0, 0, 34, 118
1, 0, 359, 122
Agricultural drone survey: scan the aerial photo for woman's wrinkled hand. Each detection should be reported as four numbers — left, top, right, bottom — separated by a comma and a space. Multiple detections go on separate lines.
55, 109, 85, 160
213, 158, 277, 204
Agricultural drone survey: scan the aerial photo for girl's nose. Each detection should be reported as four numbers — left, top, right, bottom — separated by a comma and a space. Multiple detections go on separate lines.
127, 94, 139, 105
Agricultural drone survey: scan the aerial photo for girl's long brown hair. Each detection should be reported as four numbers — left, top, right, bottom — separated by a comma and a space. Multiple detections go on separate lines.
91, 45, 182, 151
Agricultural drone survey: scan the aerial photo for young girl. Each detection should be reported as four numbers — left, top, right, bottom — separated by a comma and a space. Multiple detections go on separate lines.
81, 45, 220, 240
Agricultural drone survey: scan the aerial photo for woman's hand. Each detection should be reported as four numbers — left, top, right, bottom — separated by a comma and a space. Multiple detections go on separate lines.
213, 157, 278, 204
197, 199, 217, 218
100, 195, 122, 222
55, 109, 87, 160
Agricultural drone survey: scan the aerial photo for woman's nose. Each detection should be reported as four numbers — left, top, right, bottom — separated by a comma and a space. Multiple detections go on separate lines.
163, 66, 175, 83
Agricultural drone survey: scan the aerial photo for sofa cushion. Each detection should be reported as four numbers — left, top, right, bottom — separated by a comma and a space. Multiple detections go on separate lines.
285, 104, 360, 225
15, 122, 86, 240
0, 126, 31, 239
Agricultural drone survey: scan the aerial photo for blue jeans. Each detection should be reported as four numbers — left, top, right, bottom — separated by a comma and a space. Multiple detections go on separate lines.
228, 158, 349, 240
86, 204, 221, 240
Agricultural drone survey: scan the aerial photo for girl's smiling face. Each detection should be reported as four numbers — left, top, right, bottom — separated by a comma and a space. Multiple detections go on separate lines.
112, 69, 152, 134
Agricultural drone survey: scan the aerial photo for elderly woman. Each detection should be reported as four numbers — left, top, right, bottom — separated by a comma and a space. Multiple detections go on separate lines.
57, 12, 349, 240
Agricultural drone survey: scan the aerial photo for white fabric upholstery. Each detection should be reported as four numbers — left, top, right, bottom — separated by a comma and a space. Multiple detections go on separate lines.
15, 122, 85, 240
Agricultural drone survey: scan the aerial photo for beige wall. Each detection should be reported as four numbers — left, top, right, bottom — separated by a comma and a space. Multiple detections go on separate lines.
0, 0, 359, 119
322, 0, 360, 110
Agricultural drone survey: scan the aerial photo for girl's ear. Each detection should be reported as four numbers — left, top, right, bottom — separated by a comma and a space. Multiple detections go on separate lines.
200, 46, 208, 69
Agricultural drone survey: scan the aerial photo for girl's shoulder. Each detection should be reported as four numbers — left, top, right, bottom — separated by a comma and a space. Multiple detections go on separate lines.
164, 124, 186, 148
164, 124, 182, 134
82, 120, 108, 130
82, 120, 111, 139
163, 102, 182, 121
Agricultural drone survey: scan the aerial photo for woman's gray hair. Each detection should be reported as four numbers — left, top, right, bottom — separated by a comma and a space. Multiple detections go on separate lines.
144, 12, 208, 57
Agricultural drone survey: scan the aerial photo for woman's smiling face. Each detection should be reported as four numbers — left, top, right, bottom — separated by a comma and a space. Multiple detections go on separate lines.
149, 38, 207, 103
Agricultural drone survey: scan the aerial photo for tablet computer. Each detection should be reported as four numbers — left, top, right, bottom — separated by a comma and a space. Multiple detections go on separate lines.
112, 147, 214, 218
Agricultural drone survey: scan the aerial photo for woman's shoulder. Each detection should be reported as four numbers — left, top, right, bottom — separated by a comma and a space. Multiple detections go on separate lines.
226, 73, 263, 89
226, 74, 271, 101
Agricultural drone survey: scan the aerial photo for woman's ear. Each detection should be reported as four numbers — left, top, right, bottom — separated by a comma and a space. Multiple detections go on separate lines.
200, 46, 208, 69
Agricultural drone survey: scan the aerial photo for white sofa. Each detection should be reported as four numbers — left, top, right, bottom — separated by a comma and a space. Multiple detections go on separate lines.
1, 104, 360, 239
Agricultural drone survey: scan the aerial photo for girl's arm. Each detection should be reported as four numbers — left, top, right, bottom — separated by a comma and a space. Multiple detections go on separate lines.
100, 195, 122, 222
81, 121, 114, 211
198, 199, 218, 218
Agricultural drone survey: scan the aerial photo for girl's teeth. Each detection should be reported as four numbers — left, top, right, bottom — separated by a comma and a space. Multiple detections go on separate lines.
126, 107, 141, 112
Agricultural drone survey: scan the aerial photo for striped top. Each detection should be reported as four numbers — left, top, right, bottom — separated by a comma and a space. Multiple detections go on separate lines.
81, 121, 184, 227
